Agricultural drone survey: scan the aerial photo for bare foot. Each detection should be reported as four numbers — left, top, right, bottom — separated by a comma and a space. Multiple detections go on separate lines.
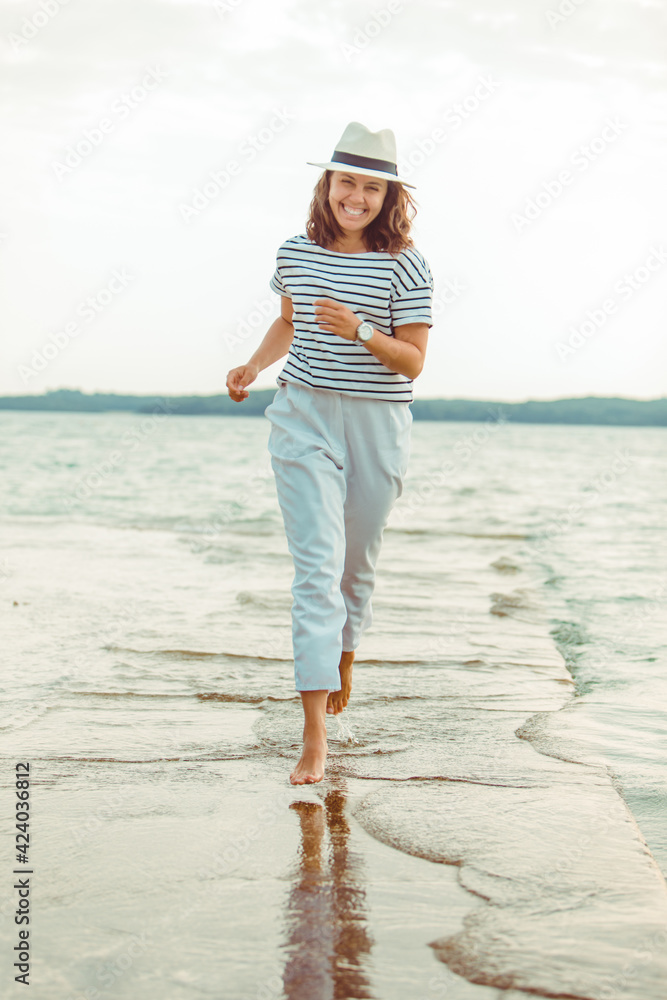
326, 650, 355, 715
290, 724, 327, 784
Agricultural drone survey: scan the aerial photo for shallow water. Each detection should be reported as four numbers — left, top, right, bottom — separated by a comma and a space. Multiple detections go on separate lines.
0, 410, 666, 998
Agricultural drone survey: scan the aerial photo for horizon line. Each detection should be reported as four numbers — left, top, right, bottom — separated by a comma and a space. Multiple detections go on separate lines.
1, 388, 665, 405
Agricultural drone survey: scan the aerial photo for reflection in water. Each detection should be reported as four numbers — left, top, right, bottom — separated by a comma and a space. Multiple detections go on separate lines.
282, 790, 375, 1000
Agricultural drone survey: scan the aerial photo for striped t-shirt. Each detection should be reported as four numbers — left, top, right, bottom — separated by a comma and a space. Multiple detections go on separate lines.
269, 234, 434, 401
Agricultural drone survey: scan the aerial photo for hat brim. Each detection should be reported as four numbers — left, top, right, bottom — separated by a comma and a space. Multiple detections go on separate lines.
306, 160, 416, 190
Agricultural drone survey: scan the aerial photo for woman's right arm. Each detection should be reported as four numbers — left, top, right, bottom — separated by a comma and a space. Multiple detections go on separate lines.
226, 297, 294, 402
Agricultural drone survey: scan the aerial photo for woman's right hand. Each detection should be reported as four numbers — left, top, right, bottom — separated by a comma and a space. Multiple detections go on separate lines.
226, 363, 259, 402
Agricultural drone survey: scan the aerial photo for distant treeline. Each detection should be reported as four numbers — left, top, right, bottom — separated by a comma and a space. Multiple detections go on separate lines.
0, 388, 665, 426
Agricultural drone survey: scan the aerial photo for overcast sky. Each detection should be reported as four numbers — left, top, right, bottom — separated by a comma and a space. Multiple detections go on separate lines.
1, 0, 665, 402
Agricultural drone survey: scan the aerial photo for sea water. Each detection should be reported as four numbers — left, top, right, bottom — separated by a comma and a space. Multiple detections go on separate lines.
0, 409, 665, 999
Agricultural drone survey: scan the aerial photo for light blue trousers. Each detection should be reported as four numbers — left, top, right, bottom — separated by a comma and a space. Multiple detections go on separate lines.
264, 379, 412, 692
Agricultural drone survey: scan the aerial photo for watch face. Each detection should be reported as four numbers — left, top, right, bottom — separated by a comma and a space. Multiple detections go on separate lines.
357, 322, 373, 342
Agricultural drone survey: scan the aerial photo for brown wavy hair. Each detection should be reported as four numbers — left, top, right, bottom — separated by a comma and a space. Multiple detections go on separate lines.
305, 170, 417, 255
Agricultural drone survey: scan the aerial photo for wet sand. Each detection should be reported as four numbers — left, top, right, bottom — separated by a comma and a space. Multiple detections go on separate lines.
2, 759, 499, 1000
1, 517, 667, 1000
2, 401, 667, 1000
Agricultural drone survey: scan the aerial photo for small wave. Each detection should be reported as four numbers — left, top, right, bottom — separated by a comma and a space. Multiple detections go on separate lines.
386, 526, 437, 536
110, 513, 279, 535
548, 620, 593, 694
454, 532, 528, 540
235, 591, 289, 608
30, 753, 253, 764
66, 688, 292, 706
353, 776, 667, 999
196, 692, 283, 704
102, 645, 291, 664
0, 701, 54, 731
490, 556, 520, 574
357, 657, 426, 666
515, 713, 606, 768
387, 528, 528, 540
550, 620, 589, 648
489, 589, 543, 620
363, 693, 440, 702
70, 690, 191, 699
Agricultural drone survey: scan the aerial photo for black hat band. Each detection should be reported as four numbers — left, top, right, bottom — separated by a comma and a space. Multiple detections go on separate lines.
330, 150, 398, 176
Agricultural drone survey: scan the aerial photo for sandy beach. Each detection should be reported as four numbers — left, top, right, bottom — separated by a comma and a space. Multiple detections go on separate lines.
1, 413, 666, 999
1, 523, 666, 999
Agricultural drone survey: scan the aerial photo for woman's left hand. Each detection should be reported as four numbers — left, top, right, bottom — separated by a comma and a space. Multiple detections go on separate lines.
313, 299, 359, 341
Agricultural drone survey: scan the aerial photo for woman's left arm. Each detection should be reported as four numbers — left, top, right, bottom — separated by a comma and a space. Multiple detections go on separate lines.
314, 298, 428, 379
364, 323, 428, 379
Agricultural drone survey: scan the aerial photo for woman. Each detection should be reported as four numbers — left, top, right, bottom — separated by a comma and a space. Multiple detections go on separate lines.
226, 121, 434, 785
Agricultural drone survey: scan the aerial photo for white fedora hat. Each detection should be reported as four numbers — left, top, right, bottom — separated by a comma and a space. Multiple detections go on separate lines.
307, 120, 416, 189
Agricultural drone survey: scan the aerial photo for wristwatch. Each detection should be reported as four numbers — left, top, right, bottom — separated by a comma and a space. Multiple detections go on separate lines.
355, 321, 374, 344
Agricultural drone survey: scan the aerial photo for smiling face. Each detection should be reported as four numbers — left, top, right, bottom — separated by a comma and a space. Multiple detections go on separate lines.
328, 170, 389, 235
